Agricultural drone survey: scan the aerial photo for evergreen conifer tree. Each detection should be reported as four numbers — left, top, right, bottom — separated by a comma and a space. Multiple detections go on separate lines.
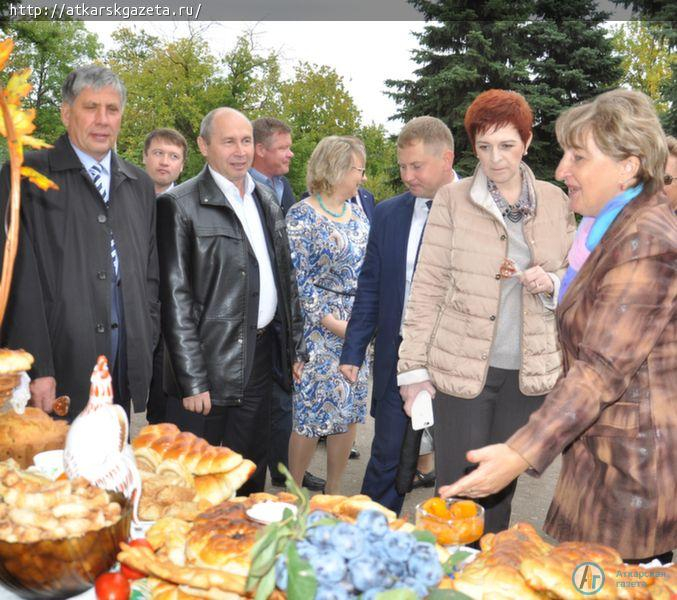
387, 0, 623, 180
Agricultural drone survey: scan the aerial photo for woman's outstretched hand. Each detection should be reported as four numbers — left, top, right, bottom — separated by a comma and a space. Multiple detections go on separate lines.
438, 443, 529, 498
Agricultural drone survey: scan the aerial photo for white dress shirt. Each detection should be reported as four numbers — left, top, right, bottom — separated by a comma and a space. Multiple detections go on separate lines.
70, 142, 112, 198
209, 168, 278, 328
400, 171, 461, 332
400, 197, 432, 332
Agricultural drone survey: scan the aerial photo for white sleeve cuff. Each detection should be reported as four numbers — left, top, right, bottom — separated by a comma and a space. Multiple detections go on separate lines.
397, 368, 431, 386
539, 273, 561, 311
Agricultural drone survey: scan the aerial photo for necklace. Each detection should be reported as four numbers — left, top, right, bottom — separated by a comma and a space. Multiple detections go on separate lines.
316, 194, 347, 218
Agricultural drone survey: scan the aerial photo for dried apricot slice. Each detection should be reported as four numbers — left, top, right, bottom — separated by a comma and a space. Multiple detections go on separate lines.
422, 496, 449, 519
449, 500, 478, 519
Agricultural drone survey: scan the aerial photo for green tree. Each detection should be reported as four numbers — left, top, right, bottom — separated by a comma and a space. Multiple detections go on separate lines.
107, 27, 226, 178
1, 20, 100, 143
612, 21, 674, 113
277, 62, 362, 195
221, 30, 282, 115
108, 27, 287, 179
387, 1, 622, 181
358, 123, 399, 201
611, 0, 676, 132
517, 1, 624, 181
106, 25, 397, 195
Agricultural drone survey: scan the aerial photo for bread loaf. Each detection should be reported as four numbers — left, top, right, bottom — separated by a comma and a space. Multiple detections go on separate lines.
0, 407, 68, 468
452, 522, 552, 600
132, 425, 243, 476
193, 474, 233, 506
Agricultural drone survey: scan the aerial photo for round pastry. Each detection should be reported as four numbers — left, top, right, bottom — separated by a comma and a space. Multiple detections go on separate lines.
0, 348, 33, 374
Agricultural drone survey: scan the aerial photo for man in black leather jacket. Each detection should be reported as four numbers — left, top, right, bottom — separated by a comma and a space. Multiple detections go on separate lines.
157, 107, 307, 494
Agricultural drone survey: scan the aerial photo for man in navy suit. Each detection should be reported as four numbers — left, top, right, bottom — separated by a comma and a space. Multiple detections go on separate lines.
340, 116, 459, 513
249, 117, 325, 491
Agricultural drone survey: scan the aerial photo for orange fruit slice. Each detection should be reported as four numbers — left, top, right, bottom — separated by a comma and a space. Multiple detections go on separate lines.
422, 496, 450, 519
449, 500, 478, 519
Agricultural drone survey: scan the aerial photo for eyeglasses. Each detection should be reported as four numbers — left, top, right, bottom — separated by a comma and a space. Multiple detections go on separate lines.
351, 166, 366, 176
665, 174, 675, 186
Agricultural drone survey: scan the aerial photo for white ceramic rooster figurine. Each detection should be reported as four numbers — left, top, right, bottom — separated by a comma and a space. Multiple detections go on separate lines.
64, 355, 141, 521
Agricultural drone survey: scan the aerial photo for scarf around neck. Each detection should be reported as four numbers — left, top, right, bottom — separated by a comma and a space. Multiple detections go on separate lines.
558, 184, 643, 303
487, 164, 535, 222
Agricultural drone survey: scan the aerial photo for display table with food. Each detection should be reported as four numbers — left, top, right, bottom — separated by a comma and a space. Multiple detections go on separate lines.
0, 354, 674, 600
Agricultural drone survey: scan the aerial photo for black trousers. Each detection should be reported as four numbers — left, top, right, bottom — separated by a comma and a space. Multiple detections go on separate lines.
268, 380, 292, 482
433, 367, 545, 534
146, 337, 173, 424
165, 329, 273, 495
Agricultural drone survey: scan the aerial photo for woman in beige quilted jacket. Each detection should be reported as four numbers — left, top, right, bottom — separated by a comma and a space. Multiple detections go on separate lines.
440, 90, 675, 562
397, 90, 575, 533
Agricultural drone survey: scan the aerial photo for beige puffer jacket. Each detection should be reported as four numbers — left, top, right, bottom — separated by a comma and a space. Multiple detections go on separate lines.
398, 164, 575, 398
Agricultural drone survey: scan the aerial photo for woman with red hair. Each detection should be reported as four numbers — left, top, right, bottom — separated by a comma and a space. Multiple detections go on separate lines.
398, 90, 575, 533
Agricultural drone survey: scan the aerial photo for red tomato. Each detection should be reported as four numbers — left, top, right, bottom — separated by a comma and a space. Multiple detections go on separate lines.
95, 572, 130, 600
128, 538, 153, 551
120, 563, 143, 581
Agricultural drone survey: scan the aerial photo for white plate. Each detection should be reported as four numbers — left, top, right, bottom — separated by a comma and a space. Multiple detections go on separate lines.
246, 501, 297, 525
131, 520, 154, 538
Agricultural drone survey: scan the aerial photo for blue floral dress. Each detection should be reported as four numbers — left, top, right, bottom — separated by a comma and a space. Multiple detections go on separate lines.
286, 200, 370, 437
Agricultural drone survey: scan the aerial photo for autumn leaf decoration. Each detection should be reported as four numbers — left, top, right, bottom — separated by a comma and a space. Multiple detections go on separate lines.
0, 38, 58, 326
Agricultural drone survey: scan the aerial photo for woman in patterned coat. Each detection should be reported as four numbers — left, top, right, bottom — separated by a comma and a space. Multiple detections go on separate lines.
286, 136, 370, 494
441, 89, 676, 562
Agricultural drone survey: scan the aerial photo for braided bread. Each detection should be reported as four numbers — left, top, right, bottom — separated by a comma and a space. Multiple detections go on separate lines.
452, 522, 551, 600
132, 425, 243, 476
192, 460, 255, 505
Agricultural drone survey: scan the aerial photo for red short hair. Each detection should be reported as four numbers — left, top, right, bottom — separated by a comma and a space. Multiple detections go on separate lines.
464, 89, 533, 147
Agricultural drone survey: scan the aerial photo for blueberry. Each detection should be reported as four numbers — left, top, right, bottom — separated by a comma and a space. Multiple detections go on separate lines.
307, 510, 333, 526
382, 530, 415, 563
295, 539, 314, 561
412, 541, 439, 563
310, 549, 346, 584
408, 553, 443, 588
338, 578, 356, 595
368, 539, 389, 562
274, 554, 288, 591
331, 522, 365, 559
348, 555, 387, 592
306, 524, 335, 550
361, 587, 387, 600
386, 559, 408, 579
355, 510, 389, 538
314, 584, 349, 600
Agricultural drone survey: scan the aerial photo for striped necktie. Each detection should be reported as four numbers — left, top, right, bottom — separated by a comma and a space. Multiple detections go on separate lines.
89, 163, 119, 278
89, 163, 108, 202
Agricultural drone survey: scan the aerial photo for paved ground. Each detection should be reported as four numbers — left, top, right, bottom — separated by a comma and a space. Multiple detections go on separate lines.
283, 410, 561, 536
132, 403, 561, 536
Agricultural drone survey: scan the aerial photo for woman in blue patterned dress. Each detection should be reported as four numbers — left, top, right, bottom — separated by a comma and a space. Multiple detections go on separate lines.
286, 136, 371, 494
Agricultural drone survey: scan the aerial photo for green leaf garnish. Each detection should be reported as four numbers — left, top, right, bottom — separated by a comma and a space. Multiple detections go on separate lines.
412, 529, 437, 545
286, 540, 317, 600
427, 589, 474, 599
245, 464, 318, 597
442, 550, 474, 573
